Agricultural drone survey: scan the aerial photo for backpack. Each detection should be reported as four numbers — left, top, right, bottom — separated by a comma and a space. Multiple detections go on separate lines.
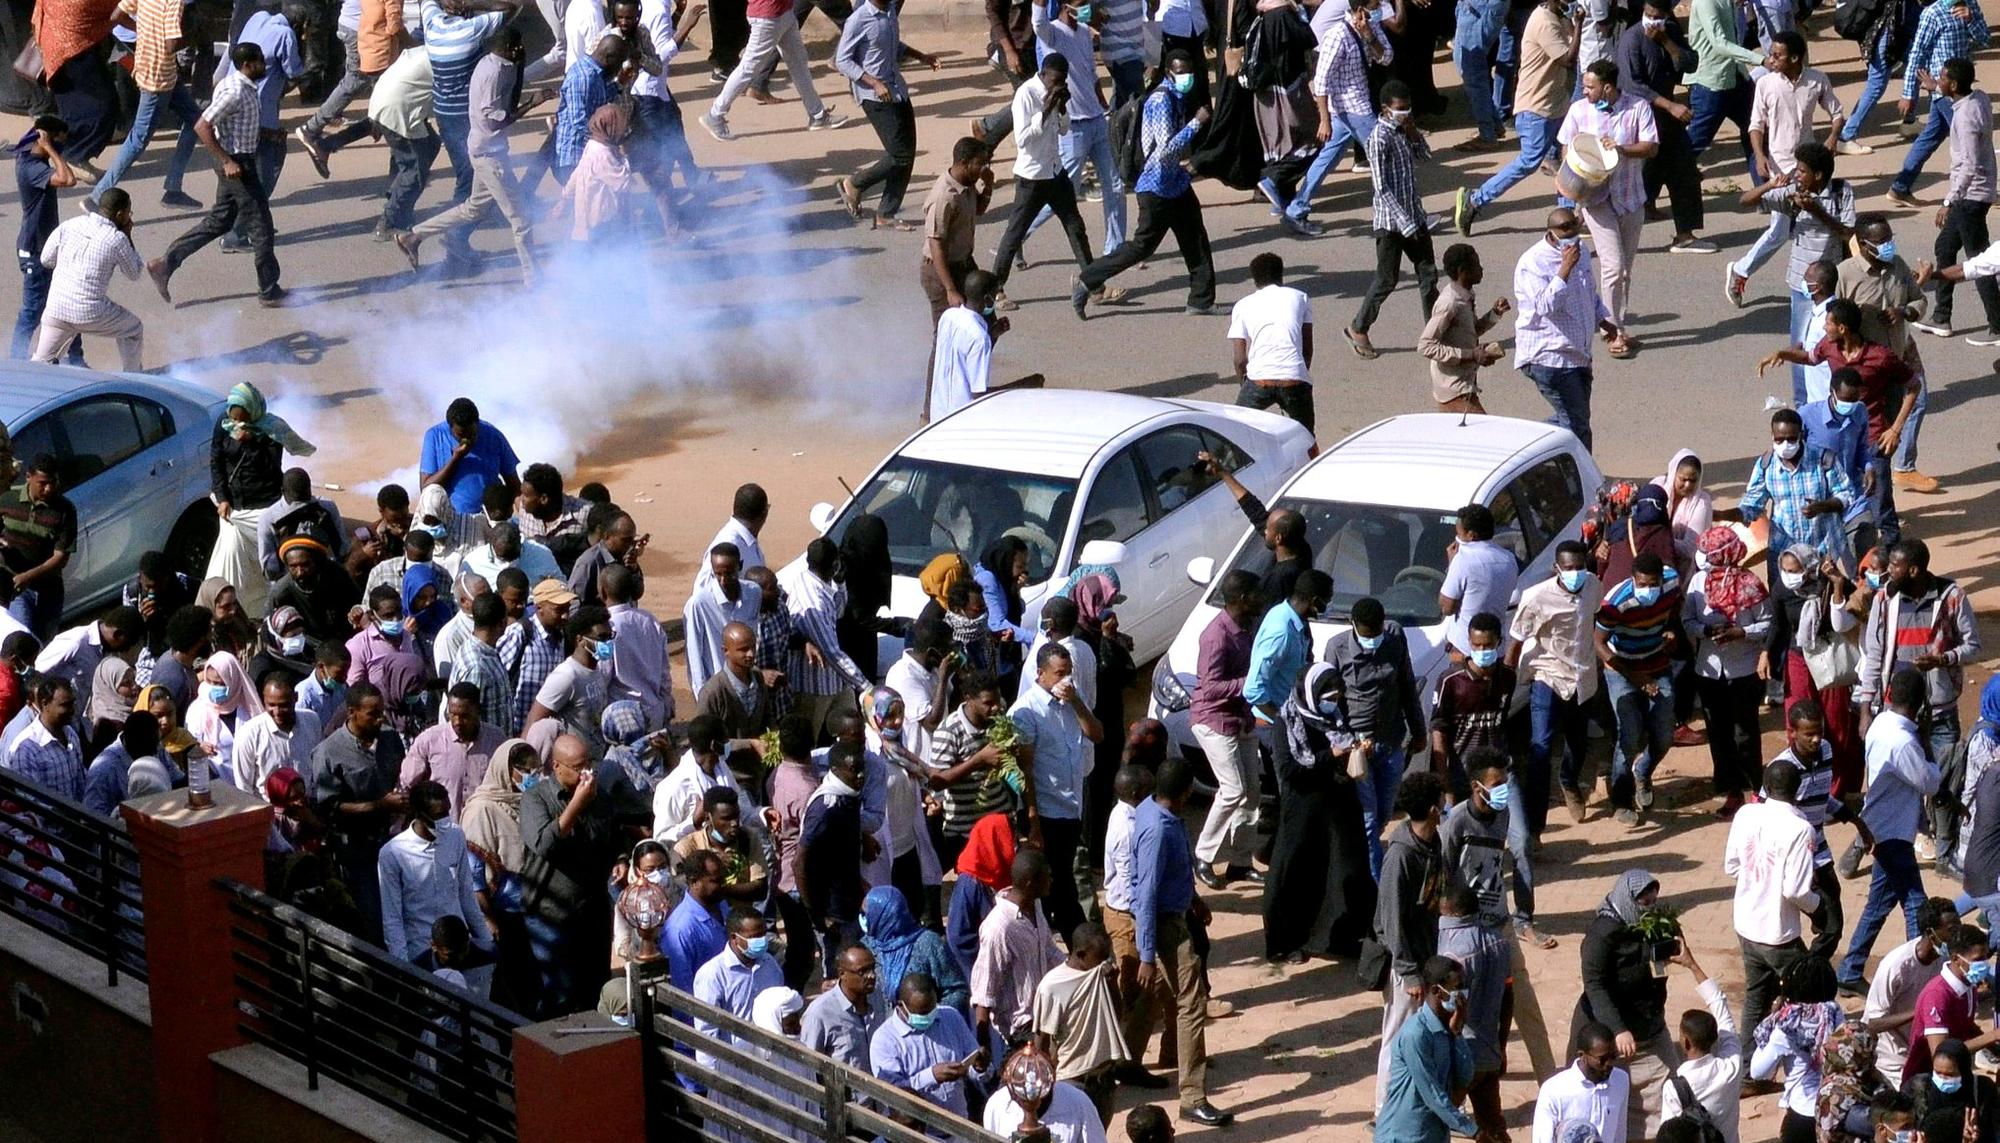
1835, 0, 1890, 40
1667, 1077, 1729, 1143
1110, 95, 1150, 188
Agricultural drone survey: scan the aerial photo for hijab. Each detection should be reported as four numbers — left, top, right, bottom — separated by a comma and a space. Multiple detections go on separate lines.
196, 576, 235, 615
1070, 573, 1118, 638
220, 382, 316, 456
865, 687, 920, 770
1280, 661, 1353, 771
1696, 525, 1768, 622
416, 483, 456, 534
264, 766, 311, 847
462, 739, 531, 872
1926, 1038, 1978, 1114
1660, 449, 1709, 525
87, 656, 136, 727
401, 561, 454, 638
840, 514, 893, 618
920, 553, 971, 612
978, 536, 1029, 622
587, 99, 633, 146
133, 684, 201, 760
600, 701, 663, 793
1814, 1022, 1881, 1143
862, 885, 927, 1005
1596, 869, 1657, 926
957, 812, 1018, 892
751, 986, 807, 1055
199, 651, 264, 718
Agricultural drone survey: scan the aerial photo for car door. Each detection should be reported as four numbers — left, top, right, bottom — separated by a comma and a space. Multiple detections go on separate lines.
44, 396, 159, 610
1508, 452, 1588, 590
1129, 425, 1237, 647
1075, 446, 1164, 646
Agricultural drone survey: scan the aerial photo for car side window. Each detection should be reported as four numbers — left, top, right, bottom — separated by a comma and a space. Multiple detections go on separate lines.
1078, 450, 1154, 544
52, 397, 146, 488
1488, 487, 1535, 569
1513, 454, 1586, 546
131, 398, 173, 448
7, 417, 57, 474
1132, 427, 1218, 516
1198, 427, 1250, 475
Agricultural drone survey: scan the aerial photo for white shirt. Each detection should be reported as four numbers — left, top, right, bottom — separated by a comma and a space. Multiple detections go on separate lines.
229, 709, 324, 795
884, 652, 943, 763
40, 212, 142, 325
564, 0, 607, 66
1532, 1064, 1631, 1143
1962, 237, 2000, 279
652, 751, 744, 842
1657, 978, 1743, 1143
1721, 798, 1820, 945
1012, 75, 1069, 180
1227, 284, 1313, 382
929, 307, 993, 420
432, 610, 476, 676
982, 1083, 1107, 1143
458, 539, 563, 592
693, 518, 766, 590
629, 0, 683, 101
1101, 800, 1138, 912
1864, 935, 1947, 1088
34, 622, 106, 697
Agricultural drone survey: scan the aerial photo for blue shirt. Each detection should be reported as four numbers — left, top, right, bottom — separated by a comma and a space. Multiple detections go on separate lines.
1375, 1003, 1477, 1143
419, 419, 521, 515
232, 11, 302, 128
1008, 683, 1090, 819
690, 946, 784, 1061
1135, 85, 1202, 198
13, 132, 57, 256
1129, 797, 1194, 962
1441, 538, 1519, 656
420, 0, 506, 116
555, 57, 617, 168
1244, 603, 1308, 720
1800, 398, 1872, 525
868, 1007, 985, 1118
295, 673, 345, 729
972, 562, 1034, 642
662, 894, 728, 992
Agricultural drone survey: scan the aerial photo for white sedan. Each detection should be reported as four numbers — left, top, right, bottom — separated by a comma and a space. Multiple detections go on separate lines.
794, 389, 1318, 671
1149, 414, 1605, 769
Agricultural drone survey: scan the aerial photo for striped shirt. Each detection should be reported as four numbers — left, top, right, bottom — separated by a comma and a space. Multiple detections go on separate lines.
124, 0, 184, 93
752, 598, 798, 719
0, 486, 77, 574
1366, 116, 1429, 236
39, 213, 142, 325
420, 0, 504, 116
1098, 0, 1144, 64
5, 721, 86, 801
1904, 0, 1990, 100
1595, 568, 1682, 676
927, 707, 1016, 836
204, 69, 264, 155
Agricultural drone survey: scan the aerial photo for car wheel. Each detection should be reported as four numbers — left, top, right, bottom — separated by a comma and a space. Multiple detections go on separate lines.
164, 503, 220, 583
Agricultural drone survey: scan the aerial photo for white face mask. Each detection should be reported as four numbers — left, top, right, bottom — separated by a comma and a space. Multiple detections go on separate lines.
1385, 107, 1411, 124
1779, 570, 1806, 591
1773, 439, 1802, 462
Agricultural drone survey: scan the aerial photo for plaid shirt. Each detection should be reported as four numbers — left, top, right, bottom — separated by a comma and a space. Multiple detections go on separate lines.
498, 614, 565, 733
1366, 117, 1429, 236
204, 69, 263, 155
1513, 238, 1609, 368
753, 598, 797, 719
1739, 448, 1857, 561
1313, 15, 1388, 116
449, 636, 514, 735
1905, 0, 1990, 100
555, 57, 617, 168
39, 213, 142, 325
6, 722, 85, 801
516, 495, 589, 545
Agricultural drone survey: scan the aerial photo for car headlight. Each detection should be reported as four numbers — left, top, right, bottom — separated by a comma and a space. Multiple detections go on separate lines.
1152, 658, 1192, 713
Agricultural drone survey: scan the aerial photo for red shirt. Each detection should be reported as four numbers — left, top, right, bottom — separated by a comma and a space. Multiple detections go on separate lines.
1809, 337, 1912, 440
1906, 967, 1981, 1079
0, 661, 20, 728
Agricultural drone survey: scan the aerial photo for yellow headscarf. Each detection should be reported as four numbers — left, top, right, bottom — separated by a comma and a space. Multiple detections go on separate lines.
919, 553, 971, 612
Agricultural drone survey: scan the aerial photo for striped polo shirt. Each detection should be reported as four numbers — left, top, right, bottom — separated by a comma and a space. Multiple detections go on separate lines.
420, 0, 503, 117
1595, 568, 1682, 678
0, 484, 77, 574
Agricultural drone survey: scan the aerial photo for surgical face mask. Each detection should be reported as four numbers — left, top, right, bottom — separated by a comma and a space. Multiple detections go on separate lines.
1641, 14, 1666, 28
1632, 585, 1662, 607
206, 684, 230, 705
1469, 647, 1501, 669
1779, 570, 1806, 591
905, 1009, 937, 1032
1866, 570, 1886, 591
280, 633, 306, 656
1169, 73, 1194, 95
519, 771, 542, 791
1872, 239, 1899, 262
1481, 781, 1512, 810
643, 869, 668, 886
1592, 97, 1612, 111
981, 304, 995, 318
1968, 959, 1994, 986
744, 935, 771, 958
1073, 3, 1092, 19
1832, 397, 1862, 418
1773, 439, 1802, 462
1934, 1073, 1966, 1094
1356, 633, 1384, 652
1558, 568, 1588, 593
1693, 550, 1710, 570
880, 724, 904, 742
1438, 988, 1462, 1013
422, 523, 448, 540
592, 638, 615, 663
1316, 698, 1344, 717
377, 618, 405, 640
1385, 107, 1411, 124
1553, 233, 1582, 249
709, 828, 730, 844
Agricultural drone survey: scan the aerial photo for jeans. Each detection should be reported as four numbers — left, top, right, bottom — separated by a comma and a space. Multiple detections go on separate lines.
632, 95, 702, 192
13, 259, 84, 364
1530, 682, 1591, 827
993, 174, 1094, 290
5, 581, 63, 640
305, 27, 370, 134
1288, 110, 1377, 220
1353, 227, 1440, 333
1495, 4, 1529, 115
1839, 837, 1926, 982
1928, 705, 1964, 852
1352, 744, 1408, 878
1452, 0, 1506, 139
1688, 81, 1755, 171
1520, 363, 1593, 450
1868, 452, 1901, 546
1605, 668, 1674, 809
1191, 724, 1261, 867
713, 10, 827, 121
437, 112, 473, 205
1236, 379, 1315, 434
1028, 112, 1126, 254
1933, 199, 2000, 332
854, 98, 918, 219
1891, 94, 1952, 194
1893, 373, 1928, 473
1788, 286, 1813, 406
1839, 36, 1893, 142
1079, 191, 1215, 309
93, 81, 200, 199
1108, 57, 1147, 109
163, 155, 281, 297
381, 127, 440, 231
1470, 111, 1554, 210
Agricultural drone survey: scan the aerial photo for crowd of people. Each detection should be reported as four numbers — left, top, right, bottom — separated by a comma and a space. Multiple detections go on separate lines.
8, 0, 2000, 1137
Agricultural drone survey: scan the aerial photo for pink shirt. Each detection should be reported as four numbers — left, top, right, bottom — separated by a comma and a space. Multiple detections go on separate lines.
766, 760, 819, 894
969, 894, 1064, 1041
400, 721, 505, 818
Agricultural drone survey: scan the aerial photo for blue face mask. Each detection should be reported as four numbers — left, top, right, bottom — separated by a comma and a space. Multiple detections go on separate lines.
520, 772, 543, 791
377, 619, 405, 639
905, 1010, 937, 1032
1934, 1073, 1965, 1094
1592, 98, 1612, 111
1832, 397, 1862, 418
1316, 698, 1344, 717
206, 684, 230, 705
1967, 959, 1994, 986
1632, 585, 1663, 607
1439, 989, 1461, 1013
1866, 571, 1885, 591
1482, 781, 1512, 810
744, 935, 771, 958
422, 523, 448, 540
592, 638, 615, 663
1873, 240, 1899, 262
1469, 647, 1501, 669
1558, 568, 1588, 593
1073, 3, 1092, 19
1356, 633, 1384, 652
1169, 73, 1194, 95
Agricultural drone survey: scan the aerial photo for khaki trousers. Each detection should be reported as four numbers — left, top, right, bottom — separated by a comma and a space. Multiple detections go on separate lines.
1580, 201, 1645, 325
35, 304, 144, 372
412, 152, 536, 275
1105, 907, 1207, 1108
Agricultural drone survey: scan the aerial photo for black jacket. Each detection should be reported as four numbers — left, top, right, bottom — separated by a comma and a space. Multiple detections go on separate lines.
1575, 913, 1668, 1042
211, 424, 286, 510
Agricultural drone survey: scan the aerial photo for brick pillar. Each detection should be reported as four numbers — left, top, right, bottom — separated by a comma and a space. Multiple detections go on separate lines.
121, 783, 273, 1143
514, 1012, 645, 1143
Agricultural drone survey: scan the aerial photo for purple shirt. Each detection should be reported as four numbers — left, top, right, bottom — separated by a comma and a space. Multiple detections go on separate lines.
346, 626, 431, 706
399, 721, 504, 818
1190, 610, 1253, 736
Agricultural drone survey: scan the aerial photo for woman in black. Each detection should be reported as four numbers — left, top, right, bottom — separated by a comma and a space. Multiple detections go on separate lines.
1572, 870, 1669, 1068
209, 381, 317, 617
836, 513, 907, 684
1263, 663, 1374, 962
1911, 1038, 2000, 1143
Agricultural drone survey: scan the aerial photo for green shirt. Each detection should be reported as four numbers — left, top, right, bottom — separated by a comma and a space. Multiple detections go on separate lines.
0, 483, 77, 575
1683, 0, 1765, 91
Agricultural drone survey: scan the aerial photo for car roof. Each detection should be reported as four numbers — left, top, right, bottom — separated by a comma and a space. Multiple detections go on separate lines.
899, 390, 1214, 479
1282, 414, 1575, 508
0, 362, 225, 426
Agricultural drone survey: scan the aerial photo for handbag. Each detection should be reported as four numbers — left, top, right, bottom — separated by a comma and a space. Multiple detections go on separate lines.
1800, 596, 1861, 690
12, 36, 43, 84
1356, 936, 1391, 990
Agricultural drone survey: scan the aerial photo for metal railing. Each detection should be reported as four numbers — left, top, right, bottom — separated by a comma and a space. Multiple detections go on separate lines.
642, 979, 1011, 1143
218, 878, 528, 1143
0, 767, 147, 984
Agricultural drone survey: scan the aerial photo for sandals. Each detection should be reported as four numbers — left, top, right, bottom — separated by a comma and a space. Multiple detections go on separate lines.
1343, 327, 1380, 359
831, 177, 863, 222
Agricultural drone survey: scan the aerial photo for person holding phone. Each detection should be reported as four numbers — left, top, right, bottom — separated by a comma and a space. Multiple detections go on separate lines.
869, 971, 994, 1120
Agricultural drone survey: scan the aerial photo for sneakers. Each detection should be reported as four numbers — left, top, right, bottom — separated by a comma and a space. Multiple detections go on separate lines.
1635, 780, 1655, 811
1895, 469, 1944, 493
1070, 275, 1091, 320
257, 286, 293, 308
1837, 835, 1869, 880
807, 110, 847, 130
294, 126, 331, 179
1969, 333, 2000, 346
1915, 834, 1938, 863
160, 189, 201, 208
1614, 808, 1639, 827
1887, 187, 1920, 207
1670, 236, 1719, 254
1724, 266, 1747, 307
993, 291, 1019, 312
1280, 213, 1325, 237
699, 111, 734, 141
1184, 301, 1217, 316
1912, 317, 1953, 336
1836, 977, 1870, 999
1454, 187, 1476, 236
1835, 138, 1876, 156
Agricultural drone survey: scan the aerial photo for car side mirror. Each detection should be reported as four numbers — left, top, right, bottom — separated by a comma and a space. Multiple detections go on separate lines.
809, 502, 836, 533
1076, 540, 1126, 568
1186, 556, 1215, 586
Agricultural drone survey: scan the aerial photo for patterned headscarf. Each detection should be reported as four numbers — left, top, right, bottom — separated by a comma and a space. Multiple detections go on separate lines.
1070, 573, 1119, 637
1696, 525, 1768, 622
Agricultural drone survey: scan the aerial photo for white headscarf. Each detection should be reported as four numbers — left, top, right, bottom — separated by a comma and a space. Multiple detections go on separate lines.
751, 987, 806, 1056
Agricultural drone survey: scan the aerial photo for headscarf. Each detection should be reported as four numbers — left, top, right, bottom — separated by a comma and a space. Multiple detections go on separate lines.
87, 656, 136, 727
1055, 563, 1122, 602
1629, 483, 1669, 529
1595, 869, 1657, 926
219, 382, 316, 457
840, 514, 894, 619
416, 483, 455, 533
862, 885, 927, 1005
600, 701, 663, 793
266, 605, 305, 641
133, 684, 201, 761
920, 554, 971, 612
198, 652, 265, 719
401, 561, 454, 638
264, 766, 310, 846
1752, 996, 1844, 1068
1070, 573, 1119, 638
751, 986, 806, 1044
1281, 661, 1353, 771
1660, 450, 1706, 519
865, 687, 920, 771
462, 739, 531, 872
956, 812, 1018, 891
1814, 1024, 1882, 1143
588, 99, 633, 146
1925, 1038, 1977, 1113
1980, 676, 2000, 746
978, 536, 1030, 623
196, 576, 235, 615
1696, 525, 1768, 622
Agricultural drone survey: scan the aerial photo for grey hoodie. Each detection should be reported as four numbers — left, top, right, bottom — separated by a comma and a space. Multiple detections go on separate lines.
1374, 819, 1444, 980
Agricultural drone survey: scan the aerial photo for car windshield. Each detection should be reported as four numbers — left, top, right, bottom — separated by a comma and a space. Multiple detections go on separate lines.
828, 457, 1080, 583
1209, 498, 1460, 627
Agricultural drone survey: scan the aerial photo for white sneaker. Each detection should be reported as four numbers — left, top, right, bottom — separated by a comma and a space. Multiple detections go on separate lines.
1835, 138, 1875, 156
1912, 319, 1953, 337
699, 112, 734, 141
1969, 333, 2000, 347
1670, 237, 1719, 254
808, 110, 848, 130
1915, 834, 1939, 863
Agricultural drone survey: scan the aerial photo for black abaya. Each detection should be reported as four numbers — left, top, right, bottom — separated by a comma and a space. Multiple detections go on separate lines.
1262, 719, 1375, 960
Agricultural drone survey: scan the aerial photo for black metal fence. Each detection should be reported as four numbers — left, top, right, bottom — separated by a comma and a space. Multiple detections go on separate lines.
642, 980, 1011, 1143
218, 878, 528, 1143
0, 767, 147, 984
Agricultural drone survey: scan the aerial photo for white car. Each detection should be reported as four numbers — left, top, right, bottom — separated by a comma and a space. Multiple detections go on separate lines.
793, 389, 1318, 671
1148, 414, 1605, 769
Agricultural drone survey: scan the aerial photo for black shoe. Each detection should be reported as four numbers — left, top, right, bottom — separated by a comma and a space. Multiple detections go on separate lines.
1226, 865, 1265, 886
1837, 976, 1869, 998
1185, 302, 1217, 315
1070, 275, 1091, 320
160, 190, 201, 208
1116, 1065, 1171, 1089
257, 287, 292, 308
1279, 213, 1324, 237
1195, 865, 1230, 890
1182, 1102, 1235, 1128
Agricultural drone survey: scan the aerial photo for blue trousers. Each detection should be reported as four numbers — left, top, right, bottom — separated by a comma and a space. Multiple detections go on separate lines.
93, 81, 200, 199
1606, 668, 1674, 809
1689, 81, 1756, 173
1352, 743, 1408, 879
1470, 111, 1554, 210
1894, 373, 1928, 472
1521, 362, 1593, 450
1527, 680, 1590, 836
1028, 113, 1126, 254
1838, 837, 1925, 982
1840, 37, 1898, 142
1288, 110, 1377, 220
1891, 94, 1952, 195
